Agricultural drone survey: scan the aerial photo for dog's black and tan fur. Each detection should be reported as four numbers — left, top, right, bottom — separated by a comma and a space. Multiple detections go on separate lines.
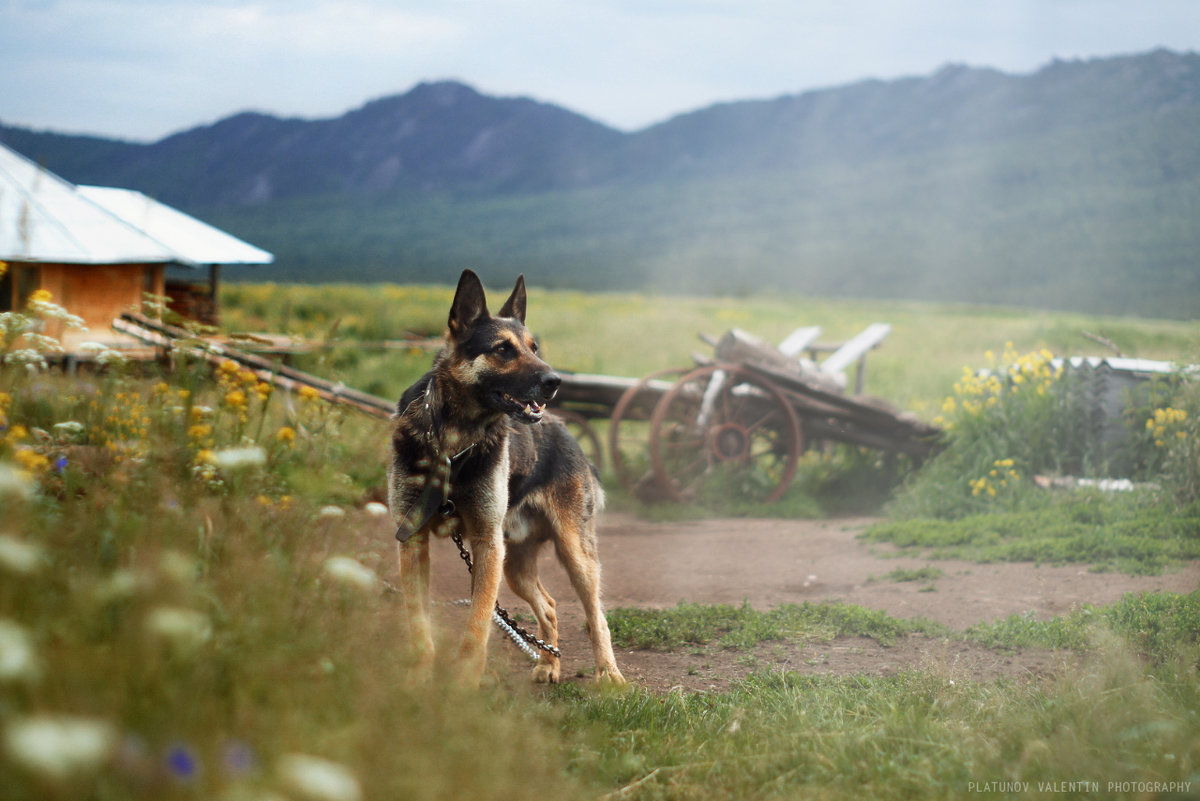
388, 269, 624, 687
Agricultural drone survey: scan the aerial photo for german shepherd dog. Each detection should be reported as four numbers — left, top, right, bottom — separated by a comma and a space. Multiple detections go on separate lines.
388, 269, 625, 687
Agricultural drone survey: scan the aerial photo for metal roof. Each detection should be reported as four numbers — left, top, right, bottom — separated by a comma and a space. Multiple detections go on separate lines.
0, 141, 272, 267
78, 186, 273, 266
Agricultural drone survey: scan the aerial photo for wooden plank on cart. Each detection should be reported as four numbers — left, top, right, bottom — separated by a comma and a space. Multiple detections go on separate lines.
820, 322, 892, 393
777, 326, 822, 357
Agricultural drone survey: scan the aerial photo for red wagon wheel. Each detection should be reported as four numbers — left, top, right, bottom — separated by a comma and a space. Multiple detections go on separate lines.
550, 408, 605, 475
648, 364, 803, 504
608, 367, 690, 497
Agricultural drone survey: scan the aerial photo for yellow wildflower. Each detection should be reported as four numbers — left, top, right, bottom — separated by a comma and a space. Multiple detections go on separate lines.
276, 426, 297, 445
299, 386, 320, 402
29, 289, 53, 304
224, 389, 247, 409
187, 424, 213, 442
14, 448, 49, 474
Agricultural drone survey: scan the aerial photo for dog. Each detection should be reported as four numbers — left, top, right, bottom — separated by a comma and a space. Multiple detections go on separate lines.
388, 269, 625, 687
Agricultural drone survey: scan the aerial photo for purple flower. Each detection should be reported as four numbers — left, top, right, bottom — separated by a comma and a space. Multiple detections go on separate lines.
222, 740, 257, 776
164, 743, 200, 782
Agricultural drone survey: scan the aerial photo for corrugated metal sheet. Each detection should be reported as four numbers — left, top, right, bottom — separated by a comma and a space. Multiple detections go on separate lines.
78, 186, 273, 266
0, 142, 272, 267
0, 142, 176, 264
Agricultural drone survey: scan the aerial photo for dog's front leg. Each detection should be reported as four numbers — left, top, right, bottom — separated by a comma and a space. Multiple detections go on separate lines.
454, 524, 505, 687
397, 532, 434, 682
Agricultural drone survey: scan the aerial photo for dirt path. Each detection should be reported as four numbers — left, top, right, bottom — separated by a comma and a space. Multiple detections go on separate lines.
366, 512, 1199, 692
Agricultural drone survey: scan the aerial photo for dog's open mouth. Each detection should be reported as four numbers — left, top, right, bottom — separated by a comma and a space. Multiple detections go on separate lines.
497, 392, 546, 423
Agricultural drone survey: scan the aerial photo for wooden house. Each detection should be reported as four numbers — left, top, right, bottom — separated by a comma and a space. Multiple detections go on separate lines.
0, 141, 272, 351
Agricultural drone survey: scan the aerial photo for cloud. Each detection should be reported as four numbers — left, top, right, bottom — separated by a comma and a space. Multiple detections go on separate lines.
2, 0, 1197, 140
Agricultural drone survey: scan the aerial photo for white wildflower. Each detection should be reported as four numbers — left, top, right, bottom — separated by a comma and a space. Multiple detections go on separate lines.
53, 420, 86, 440
28, 298, 85, 329
78, 342, 127, 366
0, 535, 45, 575
22, 333, 66, 353
2, 348, 48, 370
209, 446, 267, 471
0, 619, 39, 683
277, 754, 362, 801
0, 311, 33, 336
159, 550, 198, 585
322, 556, 379, 593
145, 606, 212, 654
363, 501, 389, 517
0, 463, 37, 501
4, 715, 117, 781
91, 569, 146, 604
318, 505, 346, 519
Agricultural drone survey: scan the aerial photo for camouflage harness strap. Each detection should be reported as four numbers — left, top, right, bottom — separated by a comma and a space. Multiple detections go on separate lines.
394, 381, 474, 543
393, 444, 473, 543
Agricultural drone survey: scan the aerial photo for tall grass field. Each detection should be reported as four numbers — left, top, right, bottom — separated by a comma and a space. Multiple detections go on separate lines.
1, 280, 1197, 799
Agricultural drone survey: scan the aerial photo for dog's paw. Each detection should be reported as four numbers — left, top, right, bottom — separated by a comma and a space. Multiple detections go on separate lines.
595, 666, 627, 687
531, 661, 561, 684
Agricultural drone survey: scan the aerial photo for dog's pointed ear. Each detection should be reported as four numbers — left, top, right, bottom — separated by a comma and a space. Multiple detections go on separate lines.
448, 269, 489, 341
497, 274, 527, 323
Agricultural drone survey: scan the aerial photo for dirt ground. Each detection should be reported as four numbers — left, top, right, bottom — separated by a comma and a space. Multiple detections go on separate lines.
365, 511, 1199, 693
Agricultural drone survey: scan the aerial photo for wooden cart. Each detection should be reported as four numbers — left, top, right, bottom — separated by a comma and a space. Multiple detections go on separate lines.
553, 326, 941, 504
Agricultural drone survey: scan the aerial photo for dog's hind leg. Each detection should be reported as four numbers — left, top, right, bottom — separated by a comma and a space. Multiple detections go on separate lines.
397, 533, 435, 682
555, 525, 626, 685
503, 539, 561, 683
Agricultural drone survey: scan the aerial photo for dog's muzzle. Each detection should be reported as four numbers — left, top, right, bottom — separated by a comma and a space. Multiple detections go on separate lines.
498, 372, 560, 424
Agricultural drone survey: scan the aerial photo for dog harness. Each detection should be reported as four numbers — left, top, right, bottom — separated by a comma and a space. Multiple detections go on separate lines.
393, 444, 473, 542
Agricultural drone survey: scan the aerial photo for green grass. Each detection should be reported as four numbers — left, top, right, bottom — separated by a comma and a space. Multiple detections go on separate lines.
551, 644, 1200, 800
608, 600, 945, 651
864, 493, 1200, 575
607, 593, 1200, 663
870, 565, 947, 583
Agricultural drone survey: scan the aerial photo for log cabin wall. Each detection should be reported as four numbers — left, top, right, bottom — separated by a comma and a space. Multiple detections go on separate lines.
34, 262, 165, 346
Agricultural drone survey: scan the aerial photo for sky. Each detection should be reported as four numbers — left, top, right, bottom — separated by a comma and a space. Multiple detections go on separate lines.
3, 0, 1199, 142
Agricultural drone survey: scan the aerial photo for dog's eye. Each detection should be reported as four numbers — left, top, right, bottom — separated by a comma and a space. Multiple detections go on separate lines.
493, 342, 516, 358
529, 341, 539, 354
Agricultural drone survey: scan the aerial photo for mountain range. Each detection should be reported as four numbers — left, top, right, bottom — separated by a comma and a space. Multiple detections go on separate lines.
3, 48, 1199, 318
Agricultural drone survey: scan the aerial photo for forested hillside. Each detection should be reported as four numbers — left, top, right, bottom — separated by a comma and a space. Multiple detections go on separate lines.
4, 49, 1198, 317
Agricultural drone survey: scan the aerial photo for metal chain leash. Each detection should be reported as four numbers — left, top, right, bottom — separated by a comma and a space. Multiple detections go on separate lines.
449, 528, 562, 659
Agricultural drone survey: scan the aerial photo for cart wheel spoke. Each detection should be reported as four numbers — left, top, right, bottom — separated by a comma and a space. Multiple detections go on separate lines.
608, 368, 690, 499
649, 365, 803, 504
